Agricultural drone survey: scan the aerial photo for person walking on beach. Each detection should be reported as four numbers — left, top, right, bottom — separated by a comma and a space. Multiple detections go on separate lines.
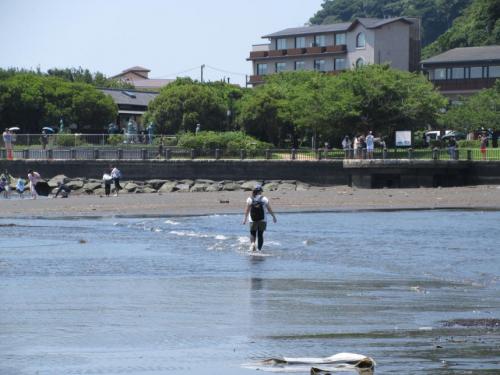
242, 185, 277, 252
111, 166, 122, 196
103, 170, 113, 197
27, 169, 41, 199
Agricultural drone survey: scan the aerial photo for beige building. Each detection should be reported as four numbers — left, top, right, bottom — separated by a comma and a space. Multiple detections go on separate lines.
247, 17, 421, 85
112, 66, 173, 91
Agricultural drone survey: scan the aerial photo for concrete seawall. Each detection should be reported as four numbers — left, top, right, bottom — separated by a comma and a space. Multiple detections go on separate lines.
1, 159, 500, 188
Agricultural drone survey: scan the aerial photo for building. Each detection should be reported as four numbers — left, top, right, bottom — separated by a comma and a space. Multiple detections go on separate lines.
421, 45, 500, 98
111, 66, 173, 91
100, 88, 158, 130
247, 17, 421, 85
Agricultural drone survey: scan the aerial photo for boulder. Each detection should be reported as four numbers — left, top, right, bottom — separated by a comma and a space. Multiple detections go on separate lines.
241, 181, 262, 191
190, 183, 207, 192
124, 182, 139, 192
176, 183, 192, 192
205, 184, 222, 192
66, 180, 84, 190
83, 182, 102, 192
222, 182, 241, 191
48, 175, 70, 188
263, 182, 280, 191
195, 179, 215, 185
143, 187, 156, 194
296, 182, 311, 191
179, 179, 194, 187
277, 183, 296, 191
93, 188, 105, 196
158, 182, 177, 193
146, 179, 167, 190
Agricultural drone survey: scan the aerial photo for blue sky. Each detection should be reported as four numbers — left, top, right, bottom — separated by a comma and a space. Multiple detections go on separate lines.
0, 0, 324, 86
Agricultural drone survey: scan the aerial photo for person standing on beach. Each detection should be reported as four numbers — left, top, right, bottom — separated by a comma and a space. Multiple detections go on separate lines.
16, 177, 25, 198
111, 166, 122, 196
27, 169, 41, 199
242, 185, 277, 252
103, 170, 113, 197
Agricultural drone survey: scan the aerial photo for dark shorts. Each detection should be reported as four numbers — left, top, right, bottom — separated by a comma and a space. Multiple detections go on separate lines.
250, 221, 267, 232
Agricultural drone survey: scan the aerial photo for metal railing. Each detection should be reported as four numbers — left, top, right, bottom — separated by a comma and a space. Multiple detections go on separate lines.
2, 143, 500, 161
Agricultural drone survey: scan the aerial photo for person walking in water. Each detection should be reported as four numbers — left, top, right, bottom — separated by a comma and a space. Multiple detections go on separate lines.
242, 185, 277, 252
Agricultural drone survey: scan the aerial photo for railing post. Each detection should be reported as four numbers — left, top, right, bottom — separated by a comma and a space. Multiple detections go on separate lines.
408, 148, 413, 159
141, 148, 147, 160
349, 149, 354, 159
71, 148, 76, 160
47, 149, 53, 160
454, 149, 459, 161
118, 149, 123, 160
362, 148, 367, 160
432, 147, 438, 160
23, 149, 29, 159
382, 148, 387, 160
265, 149, 271, 160
291, 148, 297, 160
240, 149, 246, 160
93, 149, 99, 160
165, 149, 171, 160
215, 148, 221, 160
190, 148, 196, 159
317, 149, 323, 160
467, 149, 472, 161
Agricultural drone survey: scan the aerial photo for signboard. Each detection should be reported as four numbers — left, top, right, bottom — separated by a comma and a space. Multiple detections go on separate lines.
395, 131, 412, 147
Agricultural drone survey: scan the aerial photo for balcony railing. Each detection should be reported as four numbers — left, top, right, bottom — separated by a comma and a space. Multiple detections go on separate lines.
248, 44, 347, 60
248, 75, 265, 84
431, 78, 497, 92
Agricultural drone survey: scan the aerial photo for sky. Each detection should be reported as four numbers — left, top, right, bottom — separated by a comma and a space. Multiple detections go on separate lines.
0, 0, 324, 86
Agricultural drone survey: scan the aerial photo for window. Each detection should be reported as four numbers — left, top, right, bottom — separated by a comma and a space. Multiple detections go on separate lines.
433, 68, 446, 80
489, 66, 500, 78
295, 61, 306, 71
276, 38, 287, 50
335, 58, 346, 70
314, 35, 326, 47
257, 64, 268, 76
470, 66, 483, 79
355, 58, 365, 68
295, 37, 306, 48
335, 33, 346, 45
451, 67, 465, 80
356, 32, 366, 48
275, 62, 287, 73
314, 59, 326, 71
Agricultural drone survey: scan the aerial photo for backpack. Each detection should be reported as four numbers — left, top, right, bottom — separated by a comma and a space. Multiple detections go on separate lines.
250, 197, 265, 221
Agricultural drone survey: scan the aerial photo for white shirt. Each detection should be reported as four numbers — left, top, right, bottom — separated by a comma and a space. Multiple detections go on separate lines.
366, 135, 374, 148
111, 168, 121, 179
246, 195, 269, 222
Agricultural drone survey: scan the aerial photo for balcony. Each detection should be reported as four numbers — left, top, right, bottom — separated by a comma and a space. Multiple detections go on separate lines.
431, 78, 497, 92
248, 75, 266, 85
248, 44, 347, 60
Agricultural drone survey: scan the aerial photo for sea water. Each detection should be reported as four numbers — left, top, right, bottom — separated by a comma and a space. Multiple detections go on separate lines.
0, 211, 499, 374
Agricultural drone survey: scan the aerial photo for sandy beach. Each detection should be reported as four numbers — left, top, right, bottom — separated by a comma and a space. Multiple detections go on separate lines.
2, 185, 500, 218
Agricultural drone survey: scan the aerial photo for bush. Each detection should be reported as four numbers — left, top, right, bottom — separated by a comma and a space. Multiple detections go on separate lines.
177, 131, 271, 150
53, 134, 84, 147
107, 134, 124, 145
457, 140, 480, 148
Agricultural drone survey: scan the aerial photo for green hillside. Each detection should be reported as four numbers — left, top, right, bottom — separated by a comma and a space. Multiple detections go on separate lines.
422, 0, 500, 58
309, 0, 472, 47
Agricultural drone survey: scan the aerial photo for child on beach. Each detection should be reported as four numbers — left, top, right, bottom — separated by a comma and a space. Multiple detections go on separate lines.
16, 177, 25, 198
103, 170, 113, 197
27, 170, 41, 199
0, 176, 9, 198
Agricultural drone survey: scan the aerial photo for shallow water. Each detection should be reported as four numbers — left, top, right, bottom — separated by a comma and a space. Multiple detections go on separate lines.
0, 211, 499, 374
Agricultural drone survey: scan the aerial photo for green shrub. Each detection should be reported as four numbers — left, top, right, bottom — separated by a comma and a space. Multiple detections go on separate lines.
107, 134, 125, 145
177, 131, 271, 150
152, 136, 178, 146
54, 134, 84, 147
457, 140, 480, 148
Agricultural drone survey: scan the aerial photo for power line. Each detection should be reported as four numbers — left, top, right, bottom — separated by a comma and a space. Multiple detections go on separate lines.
156, 65, 202, 79
205, 65, 248, 77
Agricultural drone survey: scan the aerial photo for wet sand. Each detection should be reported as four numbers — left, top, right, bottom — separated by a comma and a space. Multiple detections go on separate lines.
2, 185, 500, 218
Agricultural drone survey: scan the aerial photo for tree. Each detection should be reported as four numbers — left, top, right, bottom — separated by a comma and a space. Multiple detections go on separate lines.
441, 80, 500, 131
144, 79, 241, 134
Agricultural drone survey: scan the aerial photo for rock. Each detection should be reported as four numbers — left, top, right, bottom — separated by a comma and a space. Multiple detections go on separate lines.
190, 183, 207, 192
83, 182, 101, 192
179, 179, 194, 187
263, 182, 280, 191
241, 181, 262, 191
281, 180, 297, 184
66, 180, 84, 190
158, 182, 177, 193
296, 182, 311, 191
48, 175, 70, 188
176, 183, 192, 192
222, 182, 241, 191
146, 179, 167, 190
278, 183, 296, 191
93, 188, 105, 196
205, 183, 223, 192
134, 188, 144, 194
143, 187, 156, 194
124, 182, 139, 192
195, 179, 215, 185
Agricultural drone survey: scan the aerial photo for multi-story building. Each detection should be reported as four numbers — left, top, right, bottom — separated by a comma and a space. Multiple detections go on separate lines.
111, 66, 173, 91
247, 17, 421, 85
421, 45, 500, 98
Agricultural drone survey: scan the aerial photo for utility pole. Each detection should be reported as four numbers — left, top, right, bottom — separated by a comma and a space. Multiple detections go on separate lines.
201, 64, 205, 83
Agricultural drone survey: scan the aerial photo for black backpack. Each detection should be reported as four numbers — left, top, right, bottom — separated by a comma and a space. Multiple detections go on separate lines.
250, 197, 265, 221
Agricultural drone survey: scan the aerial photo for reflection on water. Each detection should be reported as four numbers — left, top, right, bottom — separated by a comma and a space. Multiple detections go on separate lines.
0, 211, 499, 374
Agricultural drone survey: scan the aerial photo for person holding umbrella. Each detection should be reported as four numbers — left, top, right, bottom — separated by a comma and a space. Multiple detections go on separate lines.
41, 127, 53, 150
